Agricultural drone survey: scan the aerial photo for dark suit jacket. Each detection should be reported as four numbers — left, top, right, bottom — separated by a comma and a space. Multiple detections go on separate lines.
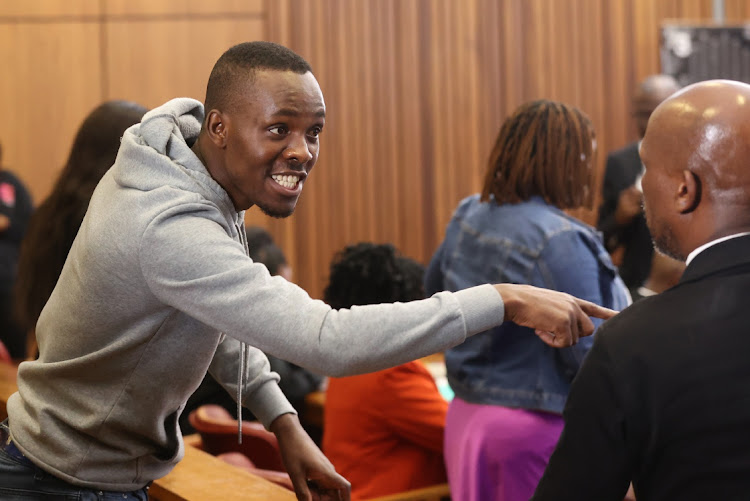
533, 234, 750, 501
597, 142, 653, 289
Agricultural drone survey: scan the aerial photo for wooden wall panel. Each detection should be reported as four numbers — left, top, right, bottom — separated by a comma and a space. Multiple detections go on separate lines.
0, 22, 102, 202
104, 18, 265, 107
725, 0, 750, 19
103, 0, 264, 17
264, 0, 740, 299
0, 0, 99, 17
4, 0, 745, 301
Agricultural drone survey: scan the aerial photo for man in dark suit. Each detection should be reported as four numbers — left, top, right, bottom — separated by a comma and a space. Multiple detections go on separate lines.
533, 79, 750, 500
598, 74, 680, 289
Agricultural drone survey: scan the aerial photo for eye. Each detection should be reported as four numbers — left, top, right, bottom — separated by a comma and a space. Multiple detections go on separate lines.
269, 125, 289, 136
307, 125, 323, 139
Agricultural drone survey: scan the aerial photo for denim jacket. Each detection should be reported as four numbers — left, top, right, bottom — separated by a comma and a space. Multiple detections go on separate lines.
425, 195, 629, 414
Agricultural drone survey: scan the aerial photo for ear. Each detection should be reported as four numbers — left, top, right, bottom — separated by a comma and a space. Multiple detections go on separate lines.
676, 170, 701, 214
204, 110, 228, 148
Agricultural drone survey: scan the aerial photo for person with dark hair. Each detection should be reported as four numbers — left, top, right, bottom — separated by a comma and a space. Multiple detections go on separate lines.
12, 100, 148, 358
533, 79, 750, 501
1, 42, 615, 500
598, 74, 681, 289
246, 227, 293, 281
0, 141, 34, 360
322, 243, 448, 500
426, 100, 630, 501
245, 225, 276, 253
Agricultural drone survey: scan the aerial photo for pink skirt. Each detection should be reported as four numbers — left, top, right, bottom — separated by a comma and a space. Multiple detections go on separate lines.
444, 397, 564, 501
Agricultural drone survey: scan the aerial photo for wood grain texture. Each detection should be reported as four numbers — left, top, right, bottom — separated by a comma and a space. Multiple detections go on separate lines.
4, 0, 747, 300
102, 0, 264, 17
0, 22, 103, 202
104, 18, 265, 107
265, 0, 749, 298
0, 0, 99, 17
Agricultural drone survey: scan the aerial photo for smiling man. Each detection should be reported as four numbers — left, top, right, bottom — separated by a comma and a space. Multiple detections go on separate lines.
2, 42, 616, 500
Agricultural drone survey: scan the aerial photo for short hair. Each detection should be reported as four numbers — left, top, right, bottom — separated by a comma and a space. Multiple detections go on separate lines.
323, 243, 425, 309
204, 41, 313, 114
480, 100, 596, 209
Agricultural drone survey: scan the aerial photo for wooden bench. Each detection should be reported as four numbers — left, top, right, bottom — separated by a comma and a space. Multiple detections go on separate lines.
367, 483, 451, 501
0, 362, 295, 501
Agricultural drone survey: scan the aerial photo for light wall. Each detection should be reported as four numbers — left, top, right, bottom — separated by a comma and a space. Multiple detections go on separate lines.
2, 0, 748, 299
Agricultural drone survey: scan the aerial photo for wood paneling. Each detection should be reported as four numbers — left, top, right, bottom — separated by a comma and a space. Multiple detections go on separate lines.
103, 0, 264, 17
3, 0, 747, 300
0, 0, 99, 17
104, 19, 265, 107
264, 0, 748, 299
0, 22, 102, 202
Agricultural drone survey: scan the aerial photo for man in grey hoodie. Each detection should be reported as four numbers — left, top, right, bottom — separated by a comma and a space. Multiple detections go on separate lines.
1, 42, 616, 500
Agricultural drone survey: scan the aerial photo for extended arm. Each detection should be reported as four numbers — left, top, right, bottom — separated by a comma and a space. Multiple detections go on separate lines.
141, 209, 615, 378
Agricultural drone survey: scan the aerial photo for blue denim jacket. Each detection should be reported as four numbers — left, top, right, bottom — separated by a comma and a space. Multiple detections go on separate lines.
426, 195, 629, 413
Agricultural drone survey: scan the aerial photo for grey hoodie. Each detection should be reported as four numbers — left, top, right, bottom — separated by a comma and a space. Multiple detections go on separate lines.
7, 98, 505, 490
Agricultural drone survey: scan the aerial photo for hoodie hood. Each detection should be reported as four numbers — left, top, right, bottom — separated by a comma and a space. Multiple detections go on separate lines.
111, 97, 236, 218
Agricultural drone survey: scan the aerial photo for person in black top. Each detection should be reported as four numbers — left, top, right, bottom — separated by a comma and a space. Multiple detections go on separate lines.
0, 141, 33, 360
597, 75, 680, 289
534, 79, 750, 500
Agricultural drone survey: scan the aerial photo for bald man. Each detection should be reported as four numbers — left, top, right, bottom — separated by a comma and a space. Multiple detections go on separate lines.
598, 74, 680, 289
534, 79, 750, 500
1, 42, 616, 500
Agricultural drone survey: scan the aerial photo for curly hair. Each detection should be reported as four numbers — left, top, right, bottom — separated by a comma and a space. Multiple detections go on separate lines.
480, 99, 596, 209
323, 243, 425, 309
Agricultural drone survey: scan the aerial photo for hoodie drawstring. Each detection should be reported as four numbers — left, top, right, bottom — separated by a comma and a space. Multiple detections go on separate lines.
236, 342, 245, 444
235, 221, 249, 444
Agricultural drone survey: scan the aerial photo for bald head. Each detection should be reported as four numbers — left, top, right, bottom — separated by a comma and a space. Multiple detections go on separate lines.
640, 79, 750, 260
633, 74, 681, 137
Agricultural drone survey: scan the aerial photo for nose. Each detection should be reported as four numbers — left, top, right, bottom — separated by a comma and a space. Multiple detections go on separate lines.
283, 133, 314, 164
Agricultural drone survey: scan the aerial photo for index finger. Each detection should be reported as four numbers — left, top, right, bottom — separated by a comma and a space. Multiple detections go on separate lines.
575, 299, 618, 321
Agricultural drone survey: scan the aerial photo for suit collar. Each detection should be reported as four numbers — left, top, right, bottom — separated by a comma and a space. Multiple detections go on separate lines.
679, 234, 750, 284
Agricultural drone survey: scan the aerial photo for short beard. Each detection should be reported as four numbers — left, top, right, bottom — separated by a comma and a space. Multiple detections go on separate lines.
259, 204, 295, 219
652, 222, 685, 262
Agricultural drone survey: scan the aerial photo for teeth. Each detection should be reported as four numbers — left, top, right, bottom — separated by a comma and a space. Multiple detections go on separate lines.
272, 174, 299, 189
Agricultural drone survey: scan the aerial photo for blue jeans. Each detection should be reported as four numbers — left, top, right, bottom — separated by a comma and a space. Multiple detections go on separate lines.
0, 421, 149, 500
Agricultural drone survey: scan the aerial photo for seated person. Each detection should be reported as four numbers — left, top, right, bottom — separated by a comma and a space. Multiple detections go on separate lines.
322, 243, 448, 500
0, 141, 34, 360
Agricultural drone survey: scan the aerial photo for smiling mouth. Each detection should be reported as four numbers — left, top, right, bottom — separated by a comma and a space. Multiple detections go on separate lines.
271, 174, 300, 190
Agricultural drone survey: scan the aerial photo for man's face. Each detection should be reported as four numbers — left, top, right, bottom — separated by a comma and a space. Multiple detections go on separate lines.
221, 70, 325, 216
640, 126, 685, 261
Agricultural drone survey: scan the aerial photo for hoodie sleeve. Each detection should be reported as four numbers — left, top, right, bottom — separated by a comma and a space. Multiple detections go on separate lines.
139, 201, 505, 377
207, 335, 297, 429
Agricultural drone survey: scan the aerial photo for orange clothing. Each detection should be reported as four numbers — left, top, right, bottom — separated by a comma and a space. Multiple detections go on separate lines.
323, 361, 448, 500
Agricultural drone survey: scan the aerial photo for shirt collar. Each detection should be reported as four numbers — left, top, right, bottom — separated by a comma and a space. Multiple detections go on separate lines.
686, 232, 750, 266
